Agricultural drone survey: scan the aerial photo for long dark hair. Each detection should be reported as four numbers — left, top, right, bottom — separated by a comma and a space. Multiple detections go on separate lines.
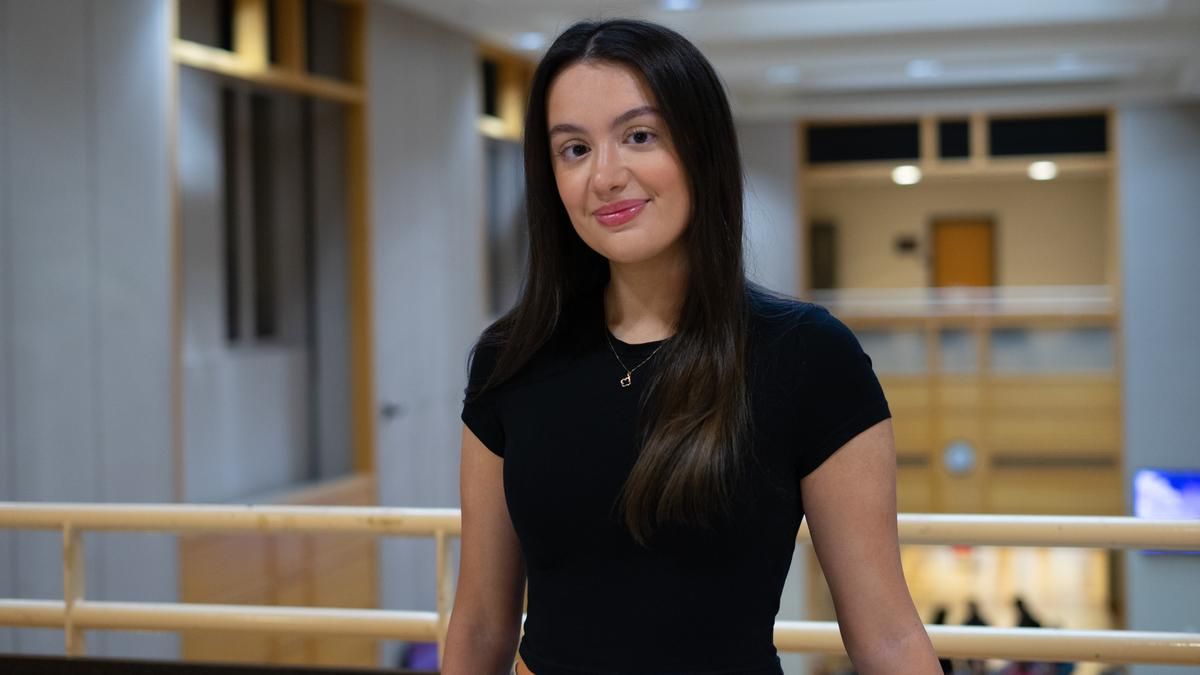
467, 19, 750, 545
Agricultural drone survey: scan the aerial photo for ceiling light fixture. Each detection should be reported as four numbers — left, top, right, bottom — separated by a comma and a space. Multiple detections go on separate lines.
1028, 161, 1058, 181
892, 165, 922, 186
513, 32, 546, 51
765, 65, 803, 86
906, 59, 943, 79
661, 0, 701, 10
1056, 53, 1081, 71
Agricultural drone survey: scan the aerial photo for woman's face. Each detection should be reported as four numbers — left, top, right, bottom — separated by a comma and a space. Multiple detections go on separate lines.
546, 61, 691, 266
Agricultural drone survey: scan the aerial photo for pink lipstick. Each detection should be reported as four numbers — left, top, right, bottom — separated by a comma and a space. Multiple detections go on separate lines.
594, 199, 648, 228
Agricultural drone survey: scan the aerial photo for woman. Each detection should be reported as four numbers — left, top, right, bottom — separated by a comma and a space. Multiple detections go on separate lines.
444, 18, 939, 675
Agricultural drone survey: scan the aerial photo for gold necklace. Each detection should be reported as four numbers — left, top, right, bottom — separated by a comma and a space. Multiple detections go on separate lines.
604, 330, 668, 388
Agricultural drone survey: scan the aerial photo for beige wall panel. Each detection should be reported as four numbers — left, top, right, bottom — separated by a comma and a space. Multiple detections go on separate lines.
985, 415, 1120, 454
311, 535, 375, 573
272, 533, 310, 582
272, 636, 311, 665
180, 534, 271, 601
313, 554, 375, 608
987, 378, 1120, 410
891, 415, 932, 453
186, 631, 274, 663
897, 469, 935, 512
988, 469, 1122, 514
808, 177, 1109, 288
939, 380, 985, 407
313, 637, 376, 667
182, 585, 274, 661
880, 379, 933, 409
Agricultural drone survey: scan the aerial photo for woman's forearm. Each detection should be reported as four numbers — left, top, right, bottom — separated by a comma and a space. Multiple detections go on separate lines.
440, 616, 520, 675
848, 621, 941, 675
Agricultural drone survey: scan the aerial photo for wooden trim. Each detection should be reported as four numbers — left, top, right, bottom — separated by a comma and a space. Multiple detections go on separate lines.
172, 40, 364, 104
274, 0, 307, 73
1106, 107, 1122, 299
987, 107, 1109, 121
803, 154, 1110, 186
919, 115, 937, 167
234, 0, 269, 68
344, 2, 366, 85
969, 111, 989, 167
345, 6, 375, 474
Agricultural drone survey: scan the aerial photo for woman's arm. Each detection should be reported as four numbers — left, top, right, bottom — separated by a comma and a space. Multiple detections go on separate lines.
441, 425, 526, 675
801, 419, 941, 674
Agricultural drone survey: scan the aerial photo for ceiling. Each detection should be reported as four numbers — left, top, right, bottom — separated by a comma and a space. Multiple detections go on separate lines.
382, 0, 1200, 120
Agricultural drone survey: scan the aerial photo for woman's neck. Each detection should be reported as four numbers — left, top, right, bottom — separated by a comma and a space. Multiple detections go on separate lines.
604, 246, 688, 344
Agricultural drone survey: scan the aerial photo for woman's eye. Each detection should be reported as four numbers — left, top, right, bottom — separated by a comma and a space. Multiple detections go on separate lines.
561, 143, 589, 159
628, 130, 656, 145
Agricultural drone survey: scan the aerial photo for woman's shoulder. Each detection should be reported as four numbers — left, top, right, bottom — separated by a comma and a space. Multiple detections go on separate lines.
746, 285, 862, 359
747, 285, 833, 334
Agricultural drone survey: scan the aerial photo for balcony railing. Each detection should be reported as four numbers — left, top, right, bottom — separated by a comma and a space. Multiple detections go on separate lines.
1, 502, 1198, 666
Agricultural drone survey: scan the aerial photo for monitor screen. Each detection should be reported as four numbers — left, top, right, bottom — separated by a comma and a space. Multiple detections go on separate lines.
1133, 468, 1200, 555
1134, 468, 1200, 520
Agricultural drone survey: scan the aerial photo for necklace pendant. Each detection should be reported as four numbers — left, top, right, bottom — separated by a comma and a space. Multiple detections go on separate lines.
620, 372, 632, 388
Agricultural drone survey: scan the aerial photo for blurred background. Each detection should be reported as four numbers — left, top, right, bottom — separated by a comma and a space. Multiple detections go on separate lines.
0, 1, 1197, 673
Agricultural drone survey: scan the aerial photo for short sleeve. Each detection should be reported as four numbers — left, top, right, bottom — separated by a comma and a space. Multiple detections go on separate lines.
461, 338, 506, 457
790, 307, 891, 478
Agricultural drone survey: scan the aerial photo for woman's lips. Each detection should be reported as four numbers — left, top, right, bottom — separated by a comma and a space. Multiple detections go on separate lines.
593, 199, 648, 228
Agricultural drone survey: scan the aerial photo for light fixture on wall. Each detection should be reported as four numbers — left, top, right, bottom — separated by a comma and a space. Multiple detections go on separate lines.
661, 0, 701, 10
1028, 160, 1058, 181
765, 65, 803, 86
513, 32, 546, 51
906, 58, 943, 79
892, 165, 922, 186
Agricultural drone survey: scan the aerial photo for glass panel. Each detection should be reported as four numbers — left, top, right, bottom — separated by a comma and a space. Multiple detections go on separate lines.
939, 329, 977, 374
856, 329, 927, 376
990, 327, 1114, 373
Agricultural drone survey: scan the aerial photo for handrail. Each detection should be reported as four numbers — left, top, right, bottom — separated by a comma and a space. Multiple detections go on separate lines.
2, 503, 1197, 549
1, 502, 1198, 666
1, 600, 1197, 665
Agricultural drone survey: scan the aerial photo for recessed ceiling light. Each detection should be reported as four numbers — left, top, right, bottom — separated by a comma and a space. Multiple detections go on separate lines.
765, 65, 803, 86
1055, 53, 1083, 71
892, 165, 922, 186
906, 59, 943, 79
1028, 161, 1058, 181
513, 32, 546, 51
661, 0, 701, 10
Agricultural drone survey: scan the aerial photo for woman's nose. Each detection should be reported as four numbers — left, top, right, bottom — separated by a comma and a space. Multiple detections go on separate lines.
591, 143, 629, 195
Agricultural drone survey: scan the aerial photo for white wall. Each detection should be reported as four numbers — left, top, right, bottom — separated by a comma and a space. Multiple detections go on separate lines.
1118, 102, 1200, 675
0, 0, 176, 658
0, 0, 12, 655
740, 121, 803, 296
737, 120, 811, 675
367, 1, 487, 664
808, 176, 1109, 288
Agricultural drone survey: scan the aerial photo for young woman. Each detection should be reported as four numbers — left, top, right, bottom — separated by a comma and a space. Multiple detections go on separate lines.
444, 18, 940, 675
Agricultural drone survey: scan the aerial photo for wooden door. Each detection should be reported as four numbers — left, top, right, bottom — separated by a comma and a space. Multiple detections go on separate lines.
932, 218, 994, 287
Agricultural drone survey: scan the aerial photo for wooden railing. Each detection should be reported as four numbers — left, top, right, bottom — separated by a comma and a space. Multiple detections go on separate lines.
1, 503, 1198, 666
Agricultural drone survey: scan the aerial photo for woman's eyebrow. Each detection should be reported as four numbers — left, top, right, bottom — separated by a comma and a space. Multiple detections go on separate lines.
548, 105, 660, 137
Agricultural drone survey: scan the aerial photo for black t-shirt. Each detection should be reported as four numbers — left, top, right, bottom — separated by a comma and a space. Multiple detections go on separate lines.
461, 289, 890, 675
